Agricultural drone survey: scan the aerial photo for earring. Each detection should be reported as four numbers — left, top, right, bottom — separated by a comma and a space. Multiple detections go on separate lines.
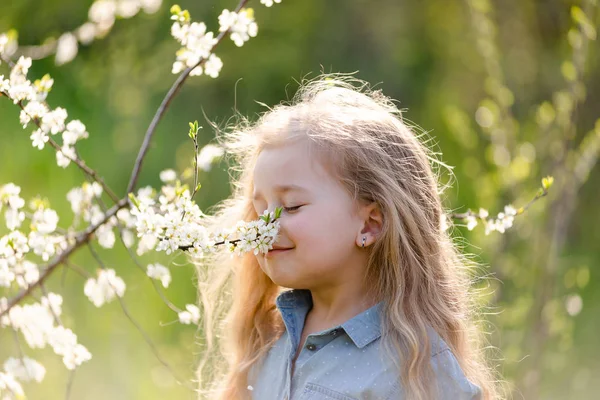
362, 236, 366, 248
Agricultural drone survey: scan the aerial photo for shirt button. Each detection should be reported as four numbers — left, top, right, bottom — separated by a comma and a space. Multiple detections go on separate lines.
306, 343, 317, 351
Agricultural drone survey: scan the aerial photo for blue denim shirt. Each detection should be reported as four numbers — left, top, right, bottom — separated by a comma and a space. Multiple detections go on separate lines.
248, 289, 482, 400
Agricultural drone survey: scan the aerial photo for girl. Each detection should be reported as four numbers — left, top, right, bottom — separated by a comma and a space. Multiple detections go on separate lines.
192, 75, 502, 400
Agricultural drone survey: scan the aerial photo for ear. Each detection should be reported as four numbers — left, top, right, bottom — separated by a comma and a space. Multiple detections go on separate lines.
356, 201, 383, 247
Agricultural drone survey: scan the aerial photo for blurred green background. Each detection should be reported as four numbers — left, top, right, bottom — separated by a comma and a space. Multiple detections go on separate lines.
1, 0, 599, 399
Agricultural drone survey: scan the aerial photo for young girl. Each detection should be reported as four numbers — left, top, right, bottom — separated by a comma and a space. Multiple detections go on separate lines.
192, 75, 501, 400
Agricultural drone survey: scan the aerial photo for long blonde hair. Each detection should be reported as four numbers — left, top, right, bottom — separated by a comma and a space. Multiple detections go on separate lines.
191, 74, 503, 400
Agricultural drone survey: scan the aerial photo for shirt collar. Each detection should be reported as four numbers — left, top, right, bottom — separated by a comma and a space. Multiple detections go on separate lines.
275, 288, 383, 349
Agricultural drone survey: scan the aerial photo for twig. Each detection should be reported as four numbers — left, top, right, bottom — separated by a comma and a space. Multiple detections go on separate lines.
13, 99, 119, 203
126, 0, 250, 194
86, 243, 194, 392
449, 183, 550, 221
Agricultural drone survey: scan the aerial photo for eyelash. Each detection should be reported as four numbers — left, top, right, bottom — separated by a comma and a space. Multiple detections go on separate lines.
283, 205, 302, 213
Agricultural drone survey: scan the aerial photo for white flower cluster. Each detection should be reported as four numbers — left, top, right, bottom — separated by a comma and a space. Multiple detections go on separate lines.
0, 183, 74, 293
197, 144, 225, 172
66, 181, 136, 249
3, 356, 46, 383
170, 6, 222, 77
464, 205, 518, 235
0, 32, 17, 61
84, 269, 126, 307
129, 176, 281, 259
147, 263, 171, 288
260, 0, 283, 7
0, 33, 9, 55
0, 293, 92, 371
218, 8, 258, 47
0, 51, 90, 169
178, 304, 200, 324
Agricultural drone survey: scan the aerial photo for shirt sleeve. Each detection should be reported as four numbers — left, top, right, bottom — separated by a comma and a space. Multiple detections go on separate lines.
431, 348, 483, 400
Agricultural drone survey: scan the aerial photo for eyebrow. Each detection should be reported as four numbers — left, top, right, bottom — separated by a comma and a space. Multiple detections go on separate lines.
252, 184, 308, 201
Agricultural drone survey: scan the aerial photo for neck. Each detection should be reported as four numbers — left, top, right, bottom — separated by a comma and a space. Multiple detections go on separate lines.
305, 282, 378, 329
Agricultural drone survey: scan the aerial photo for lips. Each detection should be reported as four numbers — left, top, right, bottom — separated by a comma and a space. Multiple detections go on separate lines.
267, 247, 293, 256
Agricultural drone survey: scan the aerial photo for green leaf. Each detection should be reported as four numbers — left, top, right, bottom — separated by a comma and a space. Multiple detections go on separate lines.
128, 193, 140, 209
542, 176, 554, 190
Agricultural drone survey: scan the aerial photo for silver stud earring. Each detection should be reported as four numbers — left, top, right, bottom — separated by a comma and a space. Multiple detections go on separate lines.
362, 236, 366, 248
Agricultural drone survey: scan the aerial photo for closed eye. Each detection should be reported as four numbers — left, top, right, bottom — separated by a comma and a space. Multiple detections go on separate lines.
284, 205, 302, 213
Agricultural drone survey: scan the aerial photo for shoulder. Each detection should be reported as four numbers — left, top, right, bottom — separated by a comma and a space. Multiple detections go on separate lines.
384, 327, 483, 400
430, 347, 483, 400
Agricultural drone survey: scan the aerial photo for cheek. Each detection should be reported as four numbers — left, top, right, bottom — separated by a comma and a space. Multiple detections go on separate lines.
287, 206, 354, 246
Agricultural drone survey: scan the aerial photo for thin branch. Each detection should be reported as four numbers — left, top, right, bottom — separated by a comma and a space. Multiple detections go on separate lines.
11, 98, 120, 204
65, 370, 76, 400
64, 261, 92, 279
86, 243, 194, 392
449, 183, 550, 221
126, 0, 250, 194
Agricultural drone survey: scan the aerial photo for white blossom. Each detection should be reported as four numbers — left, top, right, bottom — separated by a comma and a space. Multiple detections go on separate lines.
178, 304, 200, 324
136, 233, 158, 256
204, 54, 223, 78
84, 269, 126, 307
28, 232, 57, 261
170, 18, 218, 76
4, 357, 46, 383
10, 56, 32, 85
62, 120, 89, 146
40, 107, 68, 135
20, 101, 49, 128
218, 9, 258, 47
159, 169, 177, 183
1, 231, 30, 262
41, 292, 63, 317
30, 129, 49, 150
0, 33, 8, 55
55, 32, 78, 65
13, 260, 39, 289
0, 371, 24, 397
0, 75, 10, 93
0, 183, 25, 210
140, 0, 162, 14
89, 0, 117, 30
466, 215, 477, 231
47, 326, 92, 370
4, 208, 25, 230
260, 0, 282, 6
8, 82, 34, 104
197, 144, 224, 171
56, 145, 76, 168
7, 302, 54, 348
0, 259, 15, 287
96, 223, 116, 249
116, 0, 141, 18
66, 182, 103, 217
32, 208, 59, 234
147, 263, 171, 288
76, 22, 97, 45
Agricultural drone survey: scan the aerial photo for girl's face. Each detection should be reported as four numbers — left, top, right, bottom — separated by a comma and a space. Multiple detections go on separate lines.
252, 140, 368, 290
